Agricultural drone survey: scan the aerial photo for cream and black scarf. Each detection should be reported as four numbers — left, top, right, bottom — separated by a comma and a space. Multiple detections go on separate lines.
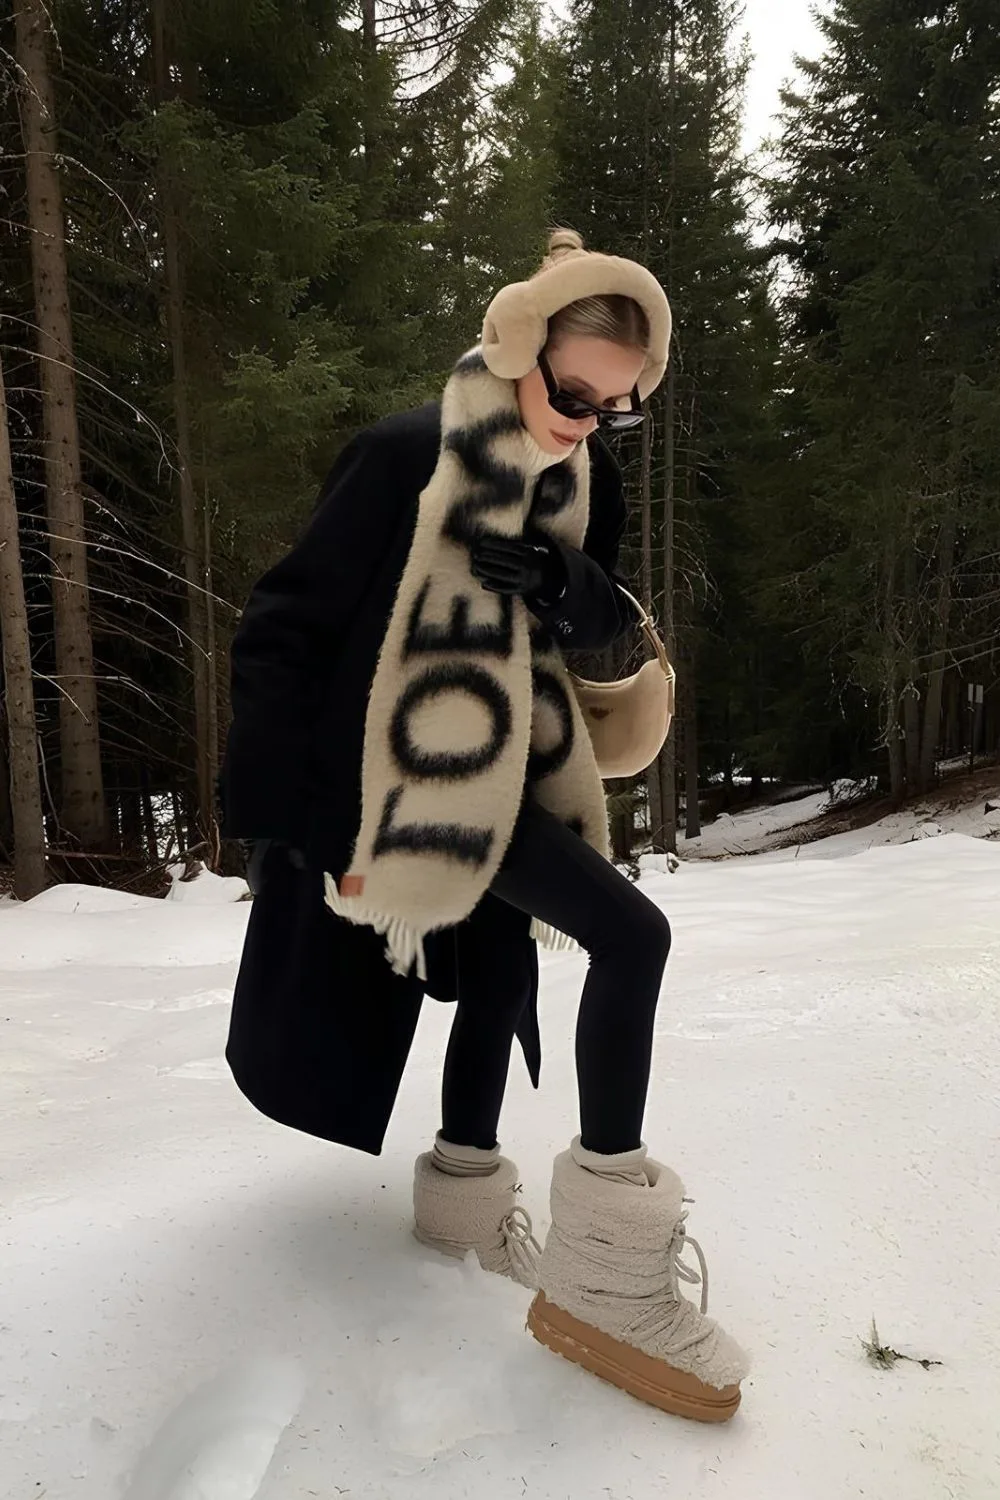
324, 348, 609, 979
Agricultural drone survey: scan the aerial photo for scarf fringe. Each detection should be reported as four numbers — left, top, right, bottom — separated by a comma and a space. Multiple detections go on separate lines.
530, 917, 582, 957
326, 871, 578, 974
324, 872, 428, 982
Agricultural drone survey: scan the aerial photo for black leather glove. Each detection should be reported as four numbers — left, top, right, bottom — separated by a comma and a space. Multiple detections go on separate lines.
470, 533, 567, 604
242, 837, 306, 896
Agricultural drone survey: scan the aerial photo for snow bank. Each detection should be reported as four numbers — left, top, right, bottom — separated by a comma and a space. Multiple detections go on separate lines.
0, 874, 248, 971
680, 774, 1000, 859
12, 884, 156, 914
164, 863, 252, 907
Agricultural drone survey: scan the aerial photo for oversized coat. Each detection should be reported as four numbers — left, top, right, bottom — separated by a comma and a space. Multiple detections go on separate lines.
217, 397, 633, 1154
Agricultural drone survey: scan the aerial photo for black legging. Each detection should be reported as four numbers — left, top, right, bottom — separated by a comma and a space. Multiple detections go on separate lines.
441, 799, 672, 1156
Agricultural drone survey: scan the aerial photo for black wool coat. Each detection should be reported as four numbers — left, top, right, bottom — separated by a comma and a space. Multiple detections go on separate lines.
218, 398, 632, 1154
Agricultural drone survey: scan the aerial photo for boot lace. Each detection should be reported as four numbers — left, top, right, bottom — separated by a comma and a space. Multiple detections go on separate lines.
669, 1208, 710, 1316
627, 1203, 713, 1352
501, 1204, 542, 1286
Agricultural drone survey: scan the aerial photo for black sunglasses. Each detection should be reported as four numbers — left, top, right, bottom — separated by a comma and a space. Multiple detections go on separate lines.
538, 350, 645, 430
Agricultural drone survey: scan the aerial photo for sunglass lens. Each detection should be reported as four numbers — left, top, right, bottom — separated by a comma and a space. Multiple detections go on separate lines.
550, 393, 593, 421
602, 410, 644, 429
549, 390, 645, 429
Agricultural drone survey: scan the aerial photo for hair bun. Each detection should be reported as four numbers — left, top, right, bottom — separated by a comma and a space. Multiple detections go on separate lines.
547, 227, 585, 258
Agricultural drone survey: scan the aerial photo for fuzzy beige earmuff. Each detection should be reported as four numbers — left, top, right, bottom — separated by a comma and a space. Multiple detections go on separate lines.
480, 248, 671, 400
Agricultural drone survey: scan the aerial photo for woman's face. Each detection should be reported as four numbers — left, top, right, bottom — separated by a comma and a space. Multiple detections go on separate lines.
516, 334, 647, 455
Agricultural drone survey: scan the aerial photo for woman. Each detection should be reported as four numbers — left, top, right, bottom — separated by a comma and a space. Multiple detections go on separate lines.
218, 229, 748, 1422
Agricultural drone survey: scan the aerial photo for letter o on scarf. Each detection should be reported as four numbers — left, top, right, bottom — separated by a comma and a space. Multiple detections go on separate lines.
527, 666, 575, 781
389, 663, 513, 781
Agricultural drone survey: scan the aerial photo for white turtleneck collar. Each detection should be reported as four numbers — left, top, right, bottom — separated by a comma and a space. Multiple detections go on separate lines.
520, 424, 582, 475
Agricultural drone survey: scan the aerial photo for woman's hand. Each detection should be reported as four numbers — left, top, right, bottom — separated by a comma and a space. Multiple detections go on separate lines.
470, 533, 567, 604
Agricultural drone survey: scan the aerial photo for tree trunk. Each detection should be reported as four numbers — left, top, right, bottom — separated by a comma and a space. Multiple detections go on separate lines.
0, 707, 13, 855
650, 0, 678, 857
608, 780, 633, 862
638, 33, 653, 612
15, 0, 108, 850
943, 672, 958, 759
880, 536, 904, 800
360, 0, 381, 171
171, 786, 186, 855
681, 390, 700, 840
885, 667, 905, 803
901, 540, 921, 795
657, 366, 678, 854
640, 397, 653, 608
641, 395, 660, 844
0, 346, 47, 898
152, 0, 213, 849
902, 679, 920, 796
203, 478, 220, 866
119, 773, 144, 858
140, 764, 158, 862
683, 631, 701, 840
646, 748, 663, 851
918, 514, 955, 793
185, 796, 201, 856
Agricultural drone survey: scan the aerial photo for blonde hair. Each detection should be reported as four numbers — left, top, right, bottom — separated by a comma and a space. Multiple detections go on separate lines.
536, 228, 650, 354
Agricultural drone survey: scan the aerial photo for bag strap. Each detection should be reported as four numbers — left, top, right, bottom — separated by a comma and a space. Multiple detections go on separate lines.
615, 585, 675, 681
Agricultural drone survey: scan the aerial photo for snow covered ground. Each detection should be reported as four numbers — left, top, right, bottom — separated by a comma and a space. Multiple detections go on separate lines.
678, 770, 1000, 861
3, 827, 1000, 1499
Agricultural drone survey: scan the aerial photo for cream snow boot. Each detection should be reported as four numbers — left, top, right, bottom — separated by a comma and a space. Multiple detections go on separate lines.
527, 1138, 750, 1422
413, 1135, 541, 1289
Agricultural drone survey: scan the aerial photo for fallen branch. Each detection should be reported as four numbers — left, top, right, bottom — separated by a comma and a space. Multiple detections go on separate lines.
861, 1318, 942, 1372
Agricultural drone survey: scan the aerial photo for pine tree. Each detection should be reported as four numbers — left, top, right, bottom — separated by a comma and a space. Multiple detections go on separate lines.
3, 0, 388, 867
389, 0, 549, 382
65, 0, 390, 858
551, 0, 776, 849
14, 0, 109, 850
0, 0, 795, 884
0, 342, 46, 896
478, 3, 561, 281
770, 0, 1000, 799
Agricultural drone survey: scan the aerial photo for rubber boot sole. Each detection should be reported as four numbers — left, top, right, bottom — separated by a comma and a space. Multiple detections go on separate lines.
527, 1292, 742, 1424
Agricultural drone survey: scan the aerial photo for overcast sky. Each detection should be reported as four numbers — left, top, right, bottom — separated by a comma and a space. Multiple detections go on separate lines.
741, 0, 825, 149
545, 1, 826, 152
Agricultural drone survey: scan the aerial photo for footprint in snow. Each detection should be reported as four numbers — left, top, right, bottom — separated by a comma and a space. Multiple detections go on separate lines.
120, 1357, 304, 1500
159, 1058, 231, 1081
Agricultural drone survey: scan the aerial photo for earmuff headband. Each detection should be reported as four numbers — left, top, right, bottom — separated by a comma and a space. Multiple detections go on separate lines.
481, 252, 671, 401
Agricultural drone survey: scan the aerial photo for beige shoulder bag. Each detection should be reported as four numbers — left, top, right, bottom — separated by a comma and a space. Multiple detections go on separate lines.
569, 587, 676, 779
